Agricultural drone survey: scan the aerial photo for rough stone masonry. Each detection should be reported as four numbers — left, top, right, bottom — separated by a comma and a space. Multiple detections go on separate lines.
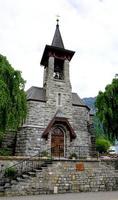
14, 20, 94, 158
0, 160, 118, 196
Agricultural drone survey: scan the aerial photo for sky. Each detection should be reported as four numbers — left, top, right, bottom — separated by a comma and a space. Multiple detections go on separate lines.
0, 0, 118, 98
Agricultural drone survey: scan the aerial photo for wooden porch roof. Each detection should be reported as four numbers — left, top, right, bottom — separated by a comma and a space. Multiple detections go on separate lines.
42, 116, 76, 140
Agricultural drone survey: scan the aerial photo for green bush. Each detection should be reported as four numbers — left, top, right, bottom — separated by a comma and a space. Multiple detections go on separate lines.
4, 167, 17, 178
41, 150, 49, 157
69, 152, 78, 159
96, 137, 111, 153
0, 148, 12, 156
0, 132, 4, 147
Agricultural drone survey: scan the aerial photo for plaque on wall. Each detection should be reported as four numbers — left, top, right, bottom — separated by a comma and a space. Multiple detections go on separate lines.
76, 163, 84, 171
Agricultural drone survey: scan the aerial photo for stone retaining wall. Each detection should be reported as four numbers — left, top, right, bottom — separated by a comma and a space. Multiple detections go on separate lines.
101, 159, 118, 170
0, 158, 118, 196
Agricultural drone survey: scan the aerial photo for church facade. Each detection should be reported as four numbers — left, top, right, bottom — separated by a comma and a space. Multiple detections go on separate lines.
15, 22, 93, 158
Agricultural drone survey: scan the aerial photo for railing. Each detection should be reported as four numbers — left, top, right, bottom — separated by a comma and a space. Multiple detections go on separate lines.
67, 145, 98, 159
0, 145, 98, 186
0, 146, 54, 186
51, 145, 98, 159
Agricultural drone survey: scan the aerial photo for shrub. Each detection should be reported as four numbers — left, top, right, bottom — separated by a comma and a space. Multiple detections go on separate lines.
69, 152, 78, 159
0, 148, 12, 156
41, 150, 49, 157
96, 137, 111, 153
0, 132, 4, 147
4, 167, 17, 178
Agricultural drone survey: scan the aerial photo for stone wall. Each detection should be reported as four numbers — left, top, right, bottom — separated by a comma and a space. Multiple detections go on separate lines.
101, 160, 118, 170
44, 57, 73, 125
72, 105, 91, 155
26, 101, 46, 126
0, 159, 118, 196
0, 156, 44, 172
15, 126, 47, 156
14, 56, 93, 156
15, 102, 92, 156
73, 105, 89, 132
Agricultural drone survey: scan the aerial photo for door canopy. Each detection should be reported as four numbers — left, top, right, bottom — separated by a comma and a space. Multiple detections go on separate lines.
42, 116, 76, 141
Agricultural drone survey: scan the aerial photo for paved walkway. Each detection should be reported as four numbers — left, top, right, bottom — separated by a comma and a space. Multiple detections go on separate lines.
0, 192, 118, 200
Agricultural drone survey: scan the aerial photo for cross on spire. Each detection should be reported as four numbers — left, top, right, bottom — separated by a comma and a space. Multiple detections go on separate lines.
56, 15, 60, 26
51, 16, 64, 48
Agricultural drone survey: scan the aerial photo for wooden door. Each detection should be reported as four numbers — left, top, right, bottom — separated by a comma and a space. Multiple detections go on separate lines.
51, 127, 64, 157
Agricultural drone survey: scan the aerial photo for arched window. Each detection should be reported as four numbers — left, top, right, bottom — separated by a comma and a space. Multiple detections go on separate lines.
53, 58, 64, 80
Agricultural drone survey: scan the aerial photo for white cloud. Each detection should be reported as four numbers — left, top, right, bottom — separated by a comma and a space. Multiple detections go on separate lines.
0, 0, 118, 98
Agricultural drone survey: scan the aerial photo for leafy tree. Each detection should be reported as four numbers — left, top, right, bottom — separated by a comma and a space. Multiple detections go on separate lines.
93, 115, 105, 137
0, 54, 27, 133
95, 78, 118, 141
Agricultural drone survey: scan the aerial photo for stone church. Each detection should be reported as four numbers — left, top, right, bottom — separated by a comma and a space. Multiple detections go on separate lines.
15, 21, 94, 158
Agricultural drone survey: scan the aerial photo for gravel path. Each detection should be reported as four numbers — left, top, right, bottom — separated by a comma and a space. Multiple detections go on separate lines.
0, 192, 118, 200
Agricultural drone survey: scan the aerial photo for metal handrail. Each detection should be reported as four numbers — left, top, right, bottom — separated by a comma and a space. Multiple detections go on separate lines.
0, 145, 98, 185
0, 145, 56, 185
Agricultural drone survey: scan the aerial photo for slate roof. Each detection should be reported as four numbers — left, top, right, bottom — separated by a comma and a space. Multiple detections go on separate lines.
72, 92, 85, 106
51, 24, 64, 48
26, 86, 89, 109
27, 86, 46, 102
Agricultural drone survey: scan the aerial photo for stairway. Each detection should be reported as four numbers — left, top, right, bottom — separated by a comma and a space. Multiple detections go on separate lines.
0, 159, 118, 196
0, 159, 53, 196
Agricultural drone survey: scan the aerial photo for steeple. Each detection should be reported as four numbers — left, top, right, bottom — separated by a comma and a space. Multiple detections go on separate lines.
40, 21, 75, 67
51, 19, 64, 49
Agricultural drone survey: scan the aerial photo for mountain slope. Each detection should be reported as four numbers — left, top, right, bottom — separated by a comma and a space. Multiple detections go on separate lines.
83, 97, 96, 113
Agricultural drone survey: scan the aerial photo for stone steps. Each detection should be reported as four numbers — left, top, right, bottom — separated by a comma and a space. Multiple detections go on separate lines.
0, 159, 50, 196
0, 160, 118, 196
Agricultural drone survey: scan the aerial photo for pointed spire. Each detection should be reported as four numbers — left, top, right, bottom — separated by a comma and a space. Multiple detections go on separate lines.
51, 19, 64, 49
40, 19, 75, 66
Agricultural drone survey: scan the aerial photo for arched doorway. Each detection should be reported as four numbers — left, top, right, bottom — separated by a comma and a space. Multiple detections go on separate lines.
51, 126, 64, 157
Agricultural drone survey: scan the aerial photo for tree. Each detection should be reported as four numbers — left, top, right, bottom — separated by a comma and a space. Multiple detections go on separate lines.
95, 78, 118, 141
0, 54, 27, 133
93, 115, 105, 137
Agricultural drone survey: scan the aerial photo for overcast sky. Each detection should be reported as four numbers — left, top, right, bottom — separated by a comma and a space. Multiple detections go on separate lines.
0, 0, 118, 98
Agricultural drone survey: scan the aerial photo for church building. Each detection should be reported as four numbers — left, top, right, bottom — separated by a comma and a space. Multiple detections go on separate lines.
15, 21, 94, 158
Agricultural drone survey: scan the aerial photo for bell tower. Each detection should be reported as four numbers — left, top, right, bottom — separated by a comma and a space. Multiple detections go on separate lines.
40, 20, 75, 125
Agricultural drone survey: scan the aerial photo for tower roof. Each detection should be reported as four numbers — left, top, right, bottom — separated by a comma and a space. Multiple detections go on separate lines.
51, 22, 64, 48
40, 21, 75, 66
